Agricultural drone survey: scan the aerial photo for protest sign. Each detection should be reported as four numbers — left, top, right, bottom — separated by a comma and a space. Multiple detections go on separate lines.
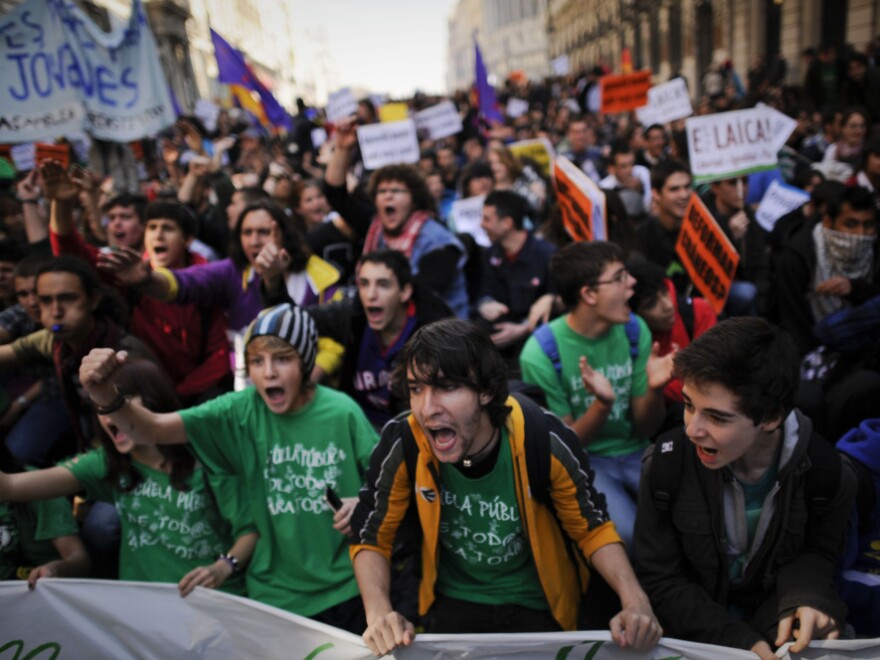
378, 102, 409, 123
357, 119, 419, 170
194, 99, 220, 133
686, 106, 797, 183
554, 156, 607, 242
505, 98, 530, 118
599, 71, 652, 114
413, 101, 463, 140
636, 77, 693, 126
10, 143, 35, 171
35, 143, 70, 169
450, 195, 489, 247
755, 179, 810, 232
8, 580, 876, 660
551, 54, 571, 76
675, 193, 740, 314
0, 0, 176, 143
508, 138, 555, 178
326, 87, 358, 122
311, 127, 328, 149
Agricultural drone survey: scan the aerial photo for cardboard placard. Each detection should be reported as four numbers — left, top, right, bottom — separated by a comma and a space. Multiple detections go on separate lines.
326, 87, 358, 122
508, 138, 555, 178
356, 119, 419, 170
636, 77, 693, 126
675, 193, 740, 314
553, 156, 607, 243
413, 100, 463, 140
378, 102, 409, 123
755, 179, 810, 232
599, 71, 652, 115
686, 106, 797, 183
450, 194, 489, 247
35, 143, 70, 169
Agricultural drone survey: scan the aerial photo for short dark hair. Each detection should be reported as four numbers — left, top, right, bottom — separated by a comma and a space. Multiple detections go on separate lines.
36, 255, 126, 325
13, 252, 49, 279
394, 319, 511, 428
627, 258, 668, 312
368, 164, 436, 216
359, 248, 412, 289
143, 201, 196, 238
551, 241, 626, 309
101, 193, 148, 221
230, 200, 309, 271
484, 190, 529, 230
674, 317, 798, 425
825, 184, 876, 221
609, 140, 634, 165
644, 124, 666, 139
651, 159, 691, 192
0, 239, 24, 264
460, 160, 494, 195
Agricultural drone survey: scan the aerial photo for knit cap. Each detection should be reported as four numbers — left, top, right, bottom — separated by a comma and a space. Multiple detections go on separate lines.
244, 303, 318, 375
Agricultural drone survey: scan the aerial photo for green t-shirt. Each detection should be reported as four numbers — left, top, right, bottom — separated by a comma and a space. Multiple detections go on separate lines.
730, 464, 778, 582
62, 447, 245, 595
0, 497, 78, 580
519, 315, 651, 456
435, 431, 547, 610
179, 385, 379, 616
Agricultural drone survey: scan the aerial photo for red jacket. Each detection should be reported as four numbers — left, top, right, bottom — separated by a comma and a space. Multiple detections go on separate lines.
51, 229, 230, 401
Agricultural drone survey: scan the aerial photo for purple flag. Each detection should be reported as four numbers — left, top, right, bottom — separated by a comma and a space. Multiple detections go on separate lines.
474, 40, 503, 123
210, 29, 292, 131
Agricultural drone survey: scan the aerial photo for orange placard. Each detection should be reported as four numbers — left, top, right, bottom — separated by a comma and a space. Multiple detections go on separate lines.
35, 143, 70, 169
675, 193, 740, 314
600, 70, 651, 114
554, 159, 595, 243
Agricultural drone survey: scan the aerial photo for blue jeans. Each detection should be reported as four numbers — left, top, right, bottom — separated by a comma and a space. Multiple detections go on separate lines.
589, 449, 643, 552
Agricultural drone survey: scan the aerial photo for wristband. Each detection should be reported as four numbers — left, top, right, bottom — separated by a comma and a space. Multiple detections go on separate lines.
218, 554, 239, 574
16, 395, 28, 407
92, 388, 127, 415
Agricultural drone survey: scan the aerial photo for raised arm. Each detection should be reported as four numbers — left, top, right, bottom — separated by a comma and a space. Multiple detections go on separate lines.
79, 348, 187, 446
39, 160, 79, 238
16, 169, 48, 244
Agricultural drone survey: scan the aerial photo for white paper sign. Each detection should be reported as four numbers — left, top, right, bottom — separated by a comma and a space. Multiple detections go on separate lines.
450, 194, 489, 247
506, 97, 530, 118
194, 99, 221, 133
755, 179, 810, 231
413, 101, 463, 140
326, 87, 358, 122
310, 127, 328, 148
10, 143, 35, 171
636, 78, 693, 126
686, 106, 797, 183
552, 54, 571, 76
356, 119, 419, 169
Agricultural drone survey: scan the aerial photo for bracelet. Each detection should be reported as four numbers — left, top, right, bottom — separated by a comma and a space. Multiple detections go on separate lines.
218, 553, 239, 574
16, 395, 28, 407
92, 388, 127, 415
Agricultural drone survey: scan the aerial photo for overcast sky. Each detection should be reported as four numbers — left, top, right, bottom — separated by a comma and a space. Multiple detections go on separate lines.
289, 0, 459, 102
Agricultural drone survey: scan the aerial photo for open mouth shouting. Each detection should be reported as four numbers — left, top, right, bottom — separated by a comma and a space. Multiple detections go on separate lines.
365, 305, 385, 327
693, 443, 719, 465
263, 386, 287, 408
425, 424, 460, 459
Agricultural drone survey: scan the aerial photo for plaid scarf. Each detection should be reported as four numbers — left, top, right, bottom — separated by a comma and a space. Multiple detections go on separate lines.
363, 210, 431, 259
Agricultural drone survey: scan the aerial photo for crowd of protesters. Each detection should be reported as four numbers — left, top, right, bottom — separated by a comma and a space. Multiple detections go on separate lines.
0, 33, 879, 658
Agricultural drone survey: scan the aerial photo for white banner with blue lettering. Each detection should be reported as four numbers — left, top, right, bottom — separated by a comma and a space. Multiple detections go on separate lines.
2, 580, 879, 659
0, 0, 175, 143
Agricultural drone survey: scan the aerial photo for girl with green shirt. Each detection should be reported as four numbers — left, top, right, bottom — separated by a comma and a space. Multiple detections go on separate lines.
0, 360, 255, 596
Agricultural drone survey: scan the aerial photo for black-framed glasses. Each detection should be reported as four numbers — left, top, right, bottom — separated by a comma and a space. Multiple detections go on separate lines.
592, 267, 629, 287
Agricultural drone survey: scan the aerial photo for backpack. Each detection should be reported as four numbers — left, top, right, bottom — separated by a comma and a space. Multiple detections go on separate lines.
533, 312, 642, 379
648, 428, 843, 514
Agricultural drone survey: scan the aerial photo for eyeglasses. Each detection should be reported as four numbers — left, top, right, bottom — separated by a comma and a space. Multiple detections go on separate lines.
592, 267, 629, 287
376, 187, 409, 196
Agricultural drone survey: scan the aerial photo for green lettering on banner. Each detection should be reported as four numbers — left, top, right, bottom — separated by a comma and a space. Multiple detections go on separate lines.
302, 642, 334, 660
0, 640, 61, 660
555, 639, 604, 660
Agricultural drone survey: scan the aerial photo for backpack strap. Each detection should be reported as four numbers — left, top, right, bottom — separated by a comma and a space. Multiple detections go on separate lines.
804, 435, 843, 515
513, 392, 554, 508
624, 312, 641, 360
534, 323, 562, 377
677, 294, 695, 341
648, 431, 686, 512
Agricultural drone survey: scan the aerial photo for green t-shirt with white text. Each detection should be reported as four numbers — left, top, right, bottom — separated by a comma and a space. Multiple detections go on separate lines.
519, 315, 651, 457
179, 385, 379, 616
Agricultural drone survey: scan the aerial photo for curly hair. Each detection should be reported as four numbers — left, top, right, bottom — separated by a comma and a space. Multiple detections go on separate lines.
367, 164, 437, 217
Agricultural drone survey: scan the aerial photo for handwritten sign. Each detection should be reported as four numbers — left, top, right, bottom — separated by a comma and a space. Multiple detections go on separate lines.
506, 98, 530, 118
326, 87, 358, 122
554, 156, 607, 242
600, 71, 652, 115
194, 99, 220, 133
10, 143, 35, 171
413, 101, 463, 140
686, 106, 797, 183
755, 180, 810, 232
551, 54, 571, 76
509, 138, 555, 178
0, 0, 176, 143
310, 127, 327, 149
450, 195, 489, 247
636, 77, 693, 126
357, 119, 419, 170
675, 193, 740, 314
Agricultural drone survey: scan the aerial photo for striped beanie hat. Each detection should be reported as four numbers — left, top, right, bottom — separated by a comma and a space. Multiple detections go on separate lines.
244, 304, 318, 375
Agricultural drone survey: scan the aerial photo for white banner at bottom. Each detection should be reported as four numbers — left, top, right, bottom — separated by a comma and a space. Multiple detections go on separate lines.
1, 580, 878, 659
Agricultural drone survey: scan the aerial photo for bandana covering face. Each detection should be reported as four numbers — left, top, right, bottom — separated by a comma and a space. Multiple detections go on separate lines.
809, 223, 876, 320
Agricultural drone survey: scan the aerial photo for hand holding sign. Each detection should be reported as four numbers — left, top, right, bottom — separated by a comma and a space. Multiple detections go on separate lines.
39, 161, 79, 203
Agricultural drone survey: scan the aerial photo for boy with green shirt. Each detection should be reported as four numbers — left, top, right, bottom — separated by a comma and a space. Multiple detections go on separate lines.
78, 304, 379, 633
519, 241, 674, 549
